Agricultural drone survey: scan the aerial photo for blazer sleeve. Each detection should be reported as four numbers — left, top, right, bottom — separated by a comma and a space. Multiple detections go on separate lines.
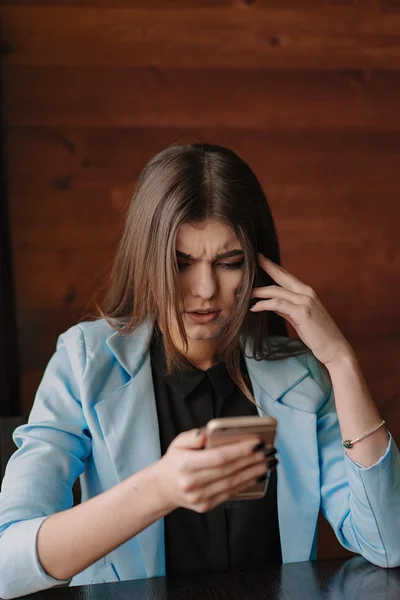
0, 326, 92, 599
306, 352, 400, 568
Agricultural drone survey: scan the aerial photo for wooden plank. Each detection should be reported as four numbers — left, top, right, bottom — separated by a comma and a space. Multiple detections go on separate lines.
2, 5, 400, 69
4, 127, 155, 184
281, 237, 400, 313
17, 307, 82, 371
382, 0, 400, 11
5, 127, 400, 182
9, 183, 400, 247
8, 126, 400, 160
0, 1, 347, 8
4, 68, 400, 129
12, 247, 114, 311
10, 187, 125, 250
5, 128, 400, 193
0, 1, 233, 6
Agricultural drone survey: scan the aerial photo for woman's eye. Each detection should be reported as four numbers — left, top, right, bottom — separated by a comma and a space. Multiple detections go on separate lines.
177, 261, 244, 271
220, 261, 244, 270
177, 262, 190, 271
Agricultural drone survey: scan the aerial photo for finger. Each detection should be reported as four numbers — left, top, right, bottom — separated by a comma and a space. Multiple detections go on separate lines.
257, 253, 308, 294
249, 297, 298, 329
201, 460, 269, 505
250, 285, 307, 305
264, 447, 278, 458
198, 451, 279, 491
249, 298, 300, 318
266, 457, 279, 470
172, 428, 206, 450
192, 436, 262, 471
206, 457, 280, 509
189, 444, 269, 489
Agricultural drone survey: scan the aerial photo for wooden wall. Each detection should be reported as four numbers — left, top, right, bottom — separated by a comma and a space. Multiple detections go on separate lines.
1, 0, 400, 559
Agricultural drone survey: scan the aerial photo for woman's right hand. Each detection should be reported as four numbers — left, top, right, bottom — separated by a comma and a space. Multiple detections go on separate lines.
153, 428, 277, 514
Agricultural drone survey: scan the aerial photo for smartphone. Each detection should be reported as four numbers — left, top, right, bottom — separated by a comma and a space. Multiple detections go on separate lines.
205, 415, 277, 501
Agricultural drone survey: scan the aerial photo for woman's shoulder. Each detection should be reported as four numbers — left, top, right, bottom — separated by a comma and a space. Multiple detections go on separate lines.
58, 318, 115, 347
56, 318, 152, 386
53, 319, 132, 396
54, 319, 117, 374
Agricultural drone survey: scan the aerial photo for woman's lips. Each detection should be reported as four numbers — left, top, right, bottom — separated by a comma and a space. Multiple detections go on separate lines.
186, 311, 220, 324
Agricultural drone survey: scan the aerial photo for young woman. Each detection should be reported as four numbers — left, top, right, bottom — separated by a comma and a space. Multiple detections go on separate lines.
0, 144, 399, 599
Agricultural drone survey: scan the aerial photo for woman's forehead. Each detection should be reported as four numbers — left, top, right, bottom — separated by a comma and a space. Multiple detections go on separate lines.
176, 220, 241, 257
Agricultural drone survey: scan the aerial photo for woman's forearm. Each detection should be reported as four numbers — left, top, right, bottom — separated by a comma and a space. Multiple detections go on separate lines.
326, 348, 390, 468
37, 462, 172, 582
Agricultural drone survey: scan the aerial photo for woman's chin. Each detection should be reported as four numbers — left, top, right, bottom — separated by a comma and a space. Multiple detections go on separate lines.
184, 320, 225, 341
185, 327, 219, 340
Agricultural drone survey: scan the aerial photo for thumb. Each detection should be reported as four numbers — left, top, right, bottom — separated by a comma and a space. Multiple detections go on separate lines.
172, 427, 206, 450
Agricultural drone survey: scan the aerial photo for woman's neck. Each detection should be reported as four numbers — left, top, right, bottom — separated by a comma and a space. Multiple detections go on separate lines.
177, 337, 219, 371
157, 322, 219, 371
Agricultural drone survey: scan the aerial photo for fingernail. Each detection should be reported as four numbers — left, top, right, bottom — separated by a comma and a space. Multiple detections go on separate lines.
252, 441, 266, 453
264, 447, 277, 458
256, 473, 267, 483
267, 458, 278, 469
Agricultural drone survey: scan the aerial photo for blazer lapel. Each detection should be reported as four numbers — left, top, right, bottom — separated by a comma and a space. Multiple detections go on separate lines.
245, 353, 321, 563
94, 320, 165, 578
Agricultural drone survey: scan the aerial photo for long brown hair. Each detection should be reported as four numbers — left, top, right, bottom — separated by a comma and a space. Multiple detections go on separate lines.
97, 143, 309, 406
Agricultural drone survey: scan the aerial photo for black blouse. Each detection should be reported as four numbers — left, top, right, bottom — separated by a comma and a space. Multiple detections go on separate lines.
149, 327, 282, 574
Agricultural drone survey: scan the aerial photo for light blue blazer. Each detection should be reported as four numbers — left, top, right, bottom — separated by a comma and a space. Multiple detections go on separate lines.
1, 319, 400, 599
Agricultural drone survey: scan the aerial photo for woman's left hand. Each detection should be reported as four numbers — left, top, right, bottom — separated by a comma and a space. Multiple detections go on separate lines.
249, 253, 353, 367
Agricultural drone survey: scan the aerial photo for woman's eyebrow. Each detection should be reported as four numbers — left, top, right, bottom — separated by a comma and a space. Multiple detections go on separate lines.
176, 249, 244, 260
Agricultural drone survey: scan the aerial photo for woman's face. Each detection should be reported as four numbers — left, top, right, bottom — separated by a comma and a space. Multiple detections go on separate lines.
172, 219, 245, 342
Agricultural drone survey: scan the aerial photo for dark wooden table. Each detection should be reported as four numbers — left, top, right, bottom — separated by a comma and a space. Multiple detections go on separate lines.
21, 557, 400, 600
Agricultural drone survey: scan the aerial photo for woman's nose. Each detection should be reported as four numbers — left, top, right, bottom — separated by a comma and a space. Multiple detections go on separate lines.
191, 268, 218, 299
